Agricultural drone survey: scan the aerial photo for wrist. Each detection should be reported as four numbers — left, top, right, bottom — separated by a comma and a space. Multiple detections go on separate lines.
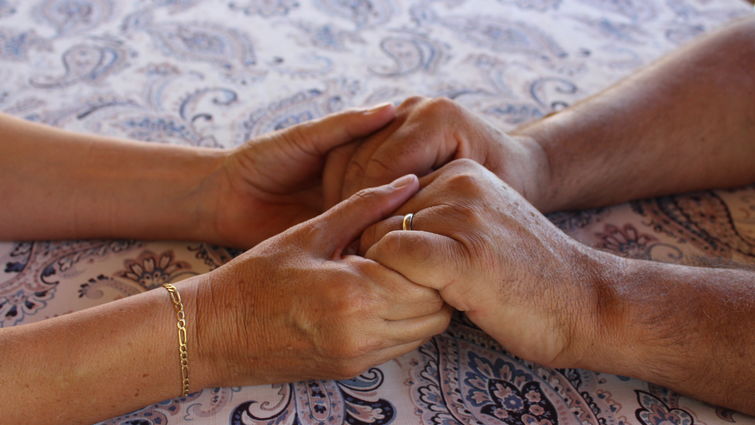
561, 245, 628, 371
174, 273, 227, 391
99, 142, 228, 243
173, 147, 230, 245
568, 248, 673, 382
510, 116, 576, 213
504, 133, 555, 212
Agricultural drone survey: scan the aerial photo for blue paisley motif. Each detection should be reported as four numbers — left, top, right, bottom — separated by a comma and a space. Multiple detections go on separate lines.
442, 16, 567, 60
370, 32, 446, 77
188, 243, 242, 270
313, 0, 395, 28
0, 28, 48, 61
294, 23, 365, 51
530, 77, 578, 111
33, 0, 114, 35
572, 16, 649, 44
230, 369, 395, 425
635, 391, 696, 425
239, 79, 359, 141
30, 42, 128, 88
0, 240, 139, 326
113, 115, 209, 146
408, 317, 618, 424
576, 0, 657, 22
146, 22, 257, 72
0, 0, 16, 17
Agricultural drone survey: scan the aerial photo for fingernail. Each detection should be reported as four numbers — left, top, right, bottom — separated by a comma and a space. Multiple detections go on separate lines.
391, 174, 416, 189
364, 102, 393, 113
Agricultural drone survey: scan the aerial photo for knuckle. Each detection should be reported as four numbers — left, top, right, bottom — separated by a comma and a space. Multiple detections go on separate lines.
330, 282, 370, 317
435, 203, 487, 244
445, 170, 485, 197
349, 186, 380, 204
423, 97, 461, 117
431, 293, 446, 311
328, 331, 379, 360
399, 95, 428, 109
447, 158, 485, 173
376, 231, 404, 254
285, 122, 316, 153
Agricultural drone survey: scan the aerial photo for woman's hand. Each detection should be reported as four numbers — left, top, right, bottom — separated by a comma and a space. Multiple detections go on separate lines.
204, 103, 396, 248
359, 159, 602, 368
195, 175, 451, 386
323, 97, 551, 211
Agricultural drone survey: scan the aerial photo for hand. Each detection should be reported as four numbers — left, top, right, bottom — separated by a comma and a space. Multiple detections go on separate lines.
205, 103, 396, 248
323, 96, 550, 210
195, 175, 451, 385
359, 159, 602, 368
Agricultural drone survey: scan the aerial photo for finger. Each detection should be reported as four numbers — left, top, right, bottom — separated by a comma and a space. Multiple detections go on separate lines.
341, 338, 432, 379
365, 230, 464, 291
359, 215, 403, 255
349, 132, 457, 201
294, 103, 396, 156
380, 307, 453, 344
322, 141, 361, 209
311, 174, 419, 256
339, 119, 404, 200
339, 97, 429, 200
359, 206, 471, 255
365, 265, 445, 320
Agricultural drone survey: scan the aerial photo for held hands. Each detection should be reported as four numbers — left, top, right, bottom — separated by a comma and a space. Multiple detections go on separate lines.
359, 159, 602, 368
198, 97, 582, 380
205, 96, 548, 249
195, 175, 451, 385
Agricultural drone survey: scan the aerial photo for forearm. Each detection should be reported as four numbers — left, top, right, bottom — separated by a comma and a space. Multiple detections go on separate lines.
514, 16, 755, 212
582, 251, 755, 414
0, 277, 216, 425
0, 113, 226, 241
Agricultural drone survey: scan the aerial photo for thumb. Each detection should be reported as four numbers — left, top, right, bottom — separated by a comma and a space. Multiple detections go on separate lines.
292, 103, 396, 156
311, 174, 419, 257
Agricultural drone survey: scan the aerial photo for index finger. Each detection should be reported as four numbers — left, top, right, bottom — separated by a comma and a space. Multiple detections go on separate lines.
365, 230, 465, 292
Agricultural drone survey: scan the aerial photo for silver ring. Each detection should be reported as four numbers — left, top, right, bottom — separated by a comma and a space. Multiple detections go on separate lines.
402, 213, 414, 231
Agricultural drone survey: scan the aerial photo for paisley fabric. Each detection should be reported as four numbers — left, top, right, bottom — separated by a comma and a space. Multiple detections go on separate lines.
1, 0, 754, 424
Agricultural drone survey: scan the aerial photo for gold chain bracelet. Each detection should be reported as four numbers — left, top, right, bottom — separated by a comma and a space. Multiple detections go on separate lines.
162, 283, 190, 396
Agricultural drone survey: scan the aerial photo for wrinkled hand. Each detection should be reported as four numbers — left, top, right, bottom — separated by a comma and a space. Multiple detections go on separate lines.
196, 175, 451, 385
323, 97, 549, 210
359, 159, 600, 368
206, 103, 396, 248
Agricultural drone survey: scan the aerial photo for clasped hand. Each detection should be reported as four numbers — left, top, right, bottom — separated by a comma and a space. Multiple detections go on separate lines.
197, 96, 588, 385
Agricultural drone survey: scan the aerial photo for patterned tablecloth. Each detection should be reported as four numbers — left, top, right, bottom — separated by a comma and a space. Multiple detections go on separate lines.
1, 0, 754, 424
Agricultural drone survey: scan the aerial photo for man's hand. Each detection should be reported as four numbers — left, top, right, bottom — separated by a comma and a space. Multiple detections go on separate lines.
205, 103, 396, 248
323, 97, 551, 210
358, 159, 599, 368
359, 159, 755, 414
